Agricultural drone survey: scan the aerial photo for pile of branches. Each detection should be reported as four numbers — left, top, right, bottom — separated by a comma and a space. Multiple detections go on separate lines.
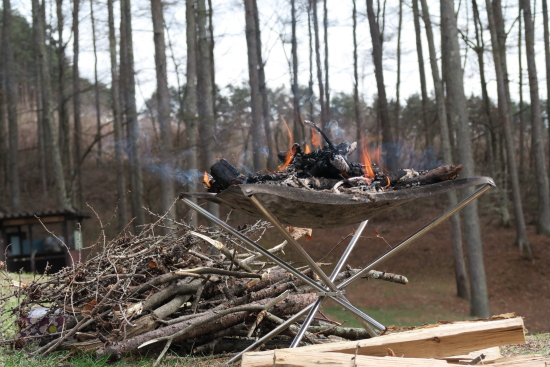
0, 216, 407, 365
206, 121, 463, 194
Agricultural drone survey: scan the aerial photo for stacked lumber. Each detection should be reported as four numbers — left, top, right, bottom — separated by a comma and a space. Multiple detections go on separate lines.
241, 315, 549, 366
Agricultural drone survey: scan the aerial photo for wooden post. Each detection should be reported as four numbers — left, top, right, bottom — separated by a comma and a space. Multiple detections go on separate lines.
28, 224, 35, 273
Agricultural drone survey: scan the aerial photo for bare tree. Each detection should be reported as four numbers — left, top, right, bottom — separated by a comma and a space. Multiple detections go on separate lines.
420, 0, 469, 300
366, 0, 397, 170
518, 6, 525, 177
441, 0, 489, 317
323, 0, 330, 119
353, 0, 363, 150
55, 0, 72, 197
2, 0, 21, 212
484, 0, 531, 256
90, 0, 102, 163
120, 0, 145, 227
291, 0, 303, 145
196, 0, 219, 220
73, 0, 83, 208
252, 0, 276, 169
185, 0, 198, 227
543, 0, 550, 153
107, 0, 128, 230
412, 0, 432, 162
520, 0, 550, 236
32, 0, 70, 210
395, 0, 402, 143
151, 0, 176, 224
312, 0, 328, 129
244, 0, 265, 172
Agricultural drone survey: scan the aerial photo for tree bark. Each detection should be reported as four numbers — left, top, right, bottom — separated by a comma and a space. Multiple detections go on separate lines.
291, 0, 303, 146
323, 0, 330, 120
312, 0, 327, 129
72, 0, 83, 209
244, 0, 265, 172
308, 0, 314, 124
395, 0, 402, 143
120, 0, 145, 227
151, 0, 176, 225
353, 0, 363, 152
518, 7, 525, 178
185, 0, 198, 227
196, 0, 219, 220
366, 0, 397, 171
2, 0, 21, 212
90, 0, 102, 164
542, 0, 550, 160
520, 0, 550, 236
252, 0, 276, 170
412, 0, 432, 165
441, 0, 489, 317
32, 0, 70, 211
484, 0, 531, 256
55, 0, 73, 205
419, 0, 469, 301
107, 0, 128, 230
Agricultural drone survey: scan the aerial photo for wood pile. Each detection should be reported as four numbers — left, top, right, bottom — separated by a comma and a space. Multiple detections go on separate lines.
241, 315, 548, 366
0, 218, 407, 366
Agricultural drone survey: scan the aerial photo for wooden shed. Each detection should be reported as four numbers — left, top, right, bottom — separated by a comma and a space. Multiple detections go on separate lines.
0, 209, 89, 273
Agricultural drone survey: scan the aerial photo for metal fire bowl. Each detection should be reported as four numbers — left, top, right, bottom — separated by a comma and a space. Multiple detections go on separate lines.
181, 176, 495, 229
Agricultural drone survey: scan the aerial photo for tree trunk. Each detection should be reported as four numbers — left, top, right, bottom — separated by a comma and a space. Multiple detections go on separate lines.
420, 0, 469, 301
0, 88, 5, 206
151, 0, 176, 225
32, 0, 70, 210
185, 0, 198, 227
441, 0, 489, 317
90, 0, 102, 164
412, 0, 432, 165
518, 6, 525, 178
542, 0, 550, 159
366, 0, 397, 171
107, 0, 128, 230
395, 0, 402, 143
308, 0, 314, 124
55, 0, 73, 205
353, 0, 363, 152
312, 0, 327, 129
291, 0, 303, 146
2, 0, 21, 212
521, 0, 550, 236
120, 0, 145, 228
252, 0, 276, 170
207, 0, 216, 114
484, 0, 531, 256
244, 0, 265, 172
72, 0, 83, 209
323, 0, 330, 120
196, 0, 219, 220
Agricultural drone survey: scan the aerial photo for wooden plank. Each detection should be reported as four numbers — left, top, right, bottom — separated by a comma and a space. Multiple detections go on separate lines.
241, 318, 525, 367
441, 346, 501, 363
3, 216, 65, 226
243, 350, 449, 367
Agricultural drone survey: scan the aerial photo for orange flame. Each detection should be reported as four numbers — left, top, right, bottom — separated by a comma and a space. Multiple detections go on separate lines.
203, 171, 211, 188
305, 145, 311, 154
360, 138, 375, 179
310, 128, 321, 148
278, 118, 295, 171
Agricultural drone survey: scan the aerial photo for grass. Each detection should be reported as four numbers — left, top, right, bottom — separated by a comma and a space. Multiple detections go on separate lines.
501, 334, 550, 357
322, 304, 473, 328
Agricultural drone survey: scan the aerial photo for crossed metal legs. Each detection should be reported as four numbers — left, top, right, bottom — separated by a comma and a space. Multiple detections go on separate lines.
180, 183, 493, 365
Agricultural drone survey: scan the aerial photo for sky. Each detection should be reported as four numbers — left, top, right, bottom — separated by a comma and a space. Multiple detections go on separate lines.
13, 0, 550, 113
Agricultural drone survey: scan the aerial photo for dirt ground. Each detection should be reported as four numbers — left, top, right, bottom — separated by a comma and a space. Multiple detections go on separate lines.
273, 196, 550, 334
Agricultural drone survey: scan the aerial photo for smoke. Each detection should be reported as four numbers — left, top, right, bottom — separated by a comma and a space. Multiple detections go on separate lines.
328, 120, 345, 141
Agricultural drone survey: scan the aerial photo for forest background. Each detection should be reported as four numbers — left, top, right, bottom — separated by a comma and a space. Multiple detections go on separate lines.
0, 0, 549, 332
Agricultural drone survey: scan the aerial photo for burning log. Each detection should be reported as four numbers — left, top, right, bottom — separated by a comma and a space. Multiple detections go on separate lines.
205, 121, 463, 194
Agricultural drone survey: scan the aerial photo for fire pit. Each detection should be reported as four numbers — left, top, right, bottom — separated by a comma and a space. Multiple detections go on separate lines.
179, 124, 495, 363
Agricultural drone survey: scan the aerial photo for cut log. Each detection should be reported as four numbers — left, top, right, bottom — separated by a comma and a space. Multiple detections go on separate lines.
441, 346, 501, 363
491, 355, 550, 366
240, 317, 525, 366
243, 350, 449, 366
